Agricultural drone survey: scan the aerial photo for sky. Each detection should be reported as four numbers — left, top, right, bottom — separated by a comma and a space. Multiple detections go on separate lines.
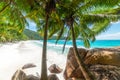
27, 21, 120, 40
96, 21, 120, 40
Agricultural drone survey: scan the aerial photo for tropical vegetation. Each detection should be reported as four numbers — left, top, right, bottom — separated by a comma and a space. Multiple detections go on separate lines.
23, 29, 42, 40
0, 0, 120, 80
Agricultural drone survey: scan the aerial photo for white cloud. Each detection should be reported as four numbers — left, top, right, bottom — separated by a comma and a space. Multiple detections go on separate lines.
96, 32, 120, 40
111, 21, 120, 24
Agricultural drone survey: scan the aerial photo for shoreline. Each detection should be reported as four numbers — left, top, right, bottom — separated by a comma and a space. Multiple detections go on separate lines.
0, 40, 120, 80
0, 40, 66, 80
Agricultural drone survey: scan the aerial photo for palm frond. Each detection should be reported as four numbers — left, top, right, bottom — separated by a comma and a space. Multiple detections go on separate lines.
92, 20, 111, 35
55, 25, 64, 44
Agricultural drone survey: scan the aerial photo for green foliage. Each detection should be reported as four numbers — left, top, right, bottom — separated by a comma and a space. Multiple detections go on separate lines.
0, 0, 28, 42
23, 29, 42, 40
0, 0, 120, 45
0, 0, 120, 80
0, 26, 28, 42
57, 0, 120, 48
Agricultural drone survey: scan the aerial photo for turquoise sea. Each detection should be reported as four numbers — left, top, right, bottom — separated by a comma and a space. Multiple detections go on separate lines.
34, 40, 120, 54
47, 40, 120, 48
1, 40, 118, 80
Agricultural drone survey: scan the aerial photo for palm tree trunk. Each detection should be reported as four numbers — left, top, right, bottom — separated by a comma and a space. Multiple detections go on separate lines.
41, 14, 49, 80
71, 25, 95, 80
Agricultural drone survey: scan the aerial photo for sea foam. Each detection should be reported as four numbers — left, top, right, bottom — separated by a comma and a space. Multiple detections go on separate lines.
0, 40, 67, 80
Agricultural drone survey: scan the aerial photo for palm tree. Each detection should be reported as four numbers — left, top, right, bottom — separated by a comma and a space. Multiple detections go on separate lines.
1, 0, 120, 80
35, 0, 58, 79
52, 0, 120, 80
25, 0, 59, 79
35, 0, 120, 79
5, 0, 60, 79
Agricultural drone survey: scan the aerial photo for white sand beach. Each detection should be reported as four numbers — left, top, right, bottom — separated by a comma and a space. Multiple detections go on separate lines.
0, 40, 67, 80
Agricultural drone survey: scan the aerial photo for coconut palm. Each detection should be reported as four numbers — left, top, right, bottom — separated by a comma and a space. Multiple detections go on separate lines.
35, 0, 120, 79
1, 0, 60, 79
24, 0, 59, 79
51, 0, 120, 80
1, 0, 120, 80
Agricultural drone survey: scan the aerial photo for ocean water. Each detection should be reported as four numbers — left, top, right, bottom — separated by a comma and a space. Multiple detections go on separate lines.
0, 40, 120, 80
46, 40, 120, 48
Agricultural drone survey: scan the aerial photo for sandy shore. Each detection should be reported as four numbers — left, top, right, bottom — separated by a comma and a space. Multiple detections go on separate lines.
0, 40, 67, 80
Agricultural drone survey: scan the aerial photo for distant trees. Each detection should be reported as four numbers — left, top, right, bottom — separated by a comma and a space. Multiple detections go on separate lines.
23, 29, 42, 40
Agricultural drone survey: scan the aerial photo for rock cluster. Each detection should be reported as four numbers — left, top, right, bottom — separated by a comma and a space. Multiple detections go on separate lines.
48, 74, 59, 80
48, 64, 63, 74
11, 63, 62, 80
48, 64, 63, 80
11, 70, 40, 80
64, 47, 120, 80
11, 63, 40, 80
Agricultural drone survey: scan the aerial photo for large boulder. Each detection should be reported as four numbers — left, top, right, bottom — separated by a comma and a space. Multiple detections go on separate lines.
11, 70, 26, 80
84, 48, 120, 66
11, 63, 39, 80
11, 70, 40, 80
90, 65, 120, 80
64, 47, 120, 80
22, 63, 36, 69
48, 74, 59, 80
48, 64, 63, 74
64, 47, 88, 80
26, 75, 40, 80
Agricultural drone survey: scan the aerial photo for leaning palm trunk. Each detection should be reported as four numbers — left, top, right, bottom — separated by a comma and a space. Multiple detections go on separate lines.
41, 14, 49, 80
71, 25, 95, 80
